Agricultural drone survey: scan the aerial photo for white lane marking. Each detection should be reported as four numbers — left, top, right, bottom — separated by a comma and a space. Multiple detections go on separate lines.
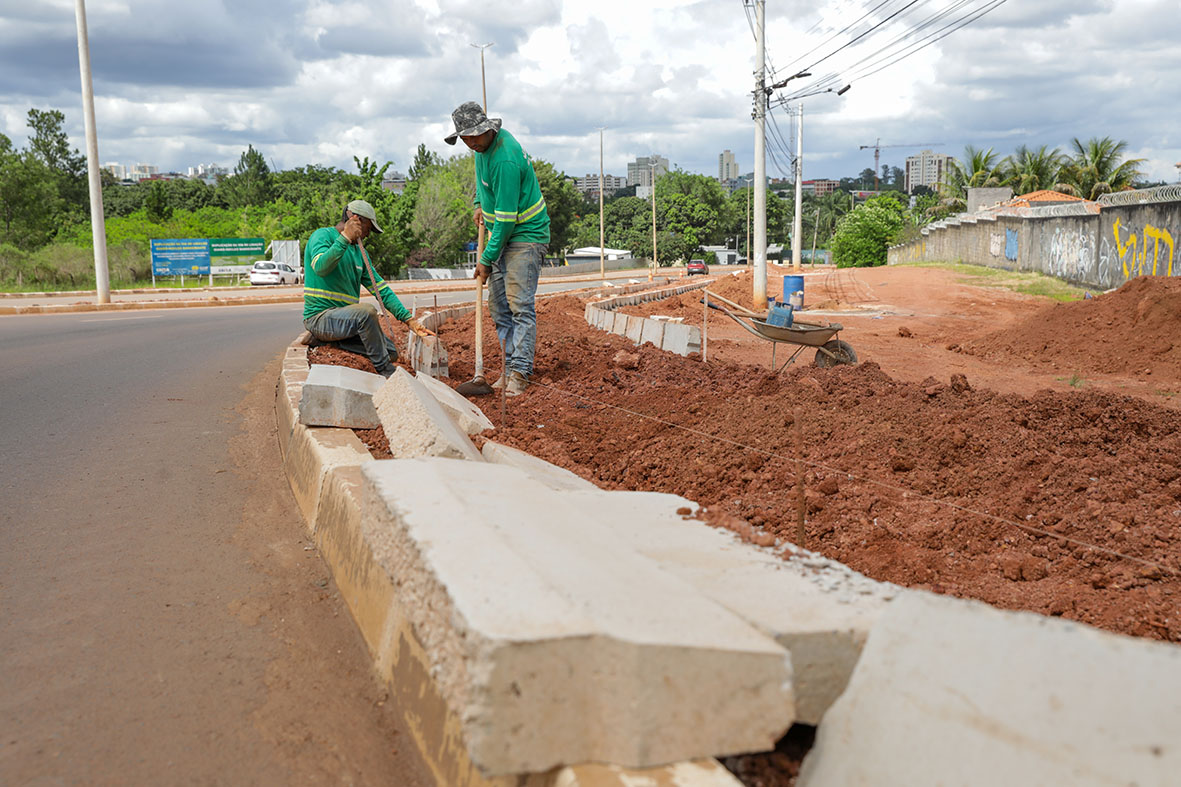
79, 315, 164, 322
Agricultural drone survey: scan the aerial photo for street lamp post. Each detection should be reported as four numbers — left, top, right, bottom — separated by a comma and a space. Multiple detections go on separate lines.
73, 0, 109, 304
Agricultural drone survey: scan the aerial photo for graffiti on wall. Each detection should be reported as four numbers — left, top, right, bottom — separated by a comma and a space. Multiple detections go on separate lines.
1113, 218, 1176, 277
1005, 229, 1018, 261
896, 241, 927, 262
1045, 226, 1091, 280
990, 233, 1003, 257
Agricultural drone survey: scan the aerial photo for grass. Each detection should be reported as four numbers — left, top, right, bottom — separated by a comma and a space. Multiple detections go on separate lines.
898, 261, 1088, 302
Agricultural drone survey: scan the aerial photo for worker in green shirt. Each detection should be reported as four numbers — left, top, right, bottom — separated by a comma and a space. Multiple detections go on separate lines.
303, 199, 433, 378
445, 101, 550, 396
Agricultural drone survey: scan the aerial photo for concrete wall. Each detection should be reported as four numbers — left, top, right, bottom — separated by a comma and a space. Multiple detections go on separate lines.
889, 191, 1181, 291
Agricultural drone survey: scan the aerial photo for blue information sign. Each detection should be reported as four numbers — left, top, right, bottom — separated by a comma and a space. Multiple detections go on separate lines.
151, 239, 211, 276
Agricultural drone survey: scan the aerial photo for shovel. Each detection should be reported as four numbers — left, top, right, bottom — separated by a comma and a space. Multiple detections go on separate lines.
456, 223, 495, 396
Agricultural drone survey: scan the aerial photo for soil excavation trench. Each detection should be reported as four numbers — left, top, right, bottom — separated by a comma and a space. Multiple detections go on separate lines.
310, 271, 1181, 645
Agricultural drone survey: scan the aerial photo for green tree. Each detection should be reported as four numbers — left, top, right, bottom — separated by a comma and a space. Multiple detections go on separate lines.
220, 145, 273, 208
830, 195, 904, 268
0, 134, 59, 248
144, 181, 173, 222
408, 143, 443, 182
531, 159, 583, 255
1059, 136, 1144, 200
940, 146, 1004, 211
1002, 144, 1066, 195
410, 155, 474, 266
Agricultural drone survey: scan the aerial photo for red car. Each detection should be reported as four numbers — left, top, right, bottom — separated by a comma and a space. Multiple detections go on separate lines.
686, 259, 708, 276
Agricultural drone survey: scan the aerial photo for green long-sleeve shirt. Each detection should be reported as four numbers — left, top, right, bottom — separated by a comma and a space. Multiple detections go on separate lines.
302, 227, 411, 322
474, 129, 550, 265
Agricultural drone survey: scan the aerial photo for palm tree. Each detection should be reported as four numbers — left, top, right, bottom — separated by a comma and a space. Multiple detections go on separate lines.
1003, 145, 1067, 195
940, 146, 1004, 211
1059, 137, 1144, 200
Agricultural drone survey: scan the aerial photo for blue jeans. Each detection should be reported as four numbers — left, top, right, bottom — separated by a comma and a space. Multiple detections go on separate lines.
487, 242, 545, 376
304, 304, 398, 375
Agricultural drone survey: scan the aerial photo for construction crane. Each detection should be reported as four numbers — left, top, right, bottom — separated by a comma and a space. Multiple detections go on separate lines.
858, 139, 943, 190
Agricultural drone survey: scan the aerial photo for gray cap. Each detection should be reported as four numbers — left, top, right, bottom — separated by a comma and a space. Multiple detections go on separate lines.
444, 101, 502, 145
346, 199, 383, 233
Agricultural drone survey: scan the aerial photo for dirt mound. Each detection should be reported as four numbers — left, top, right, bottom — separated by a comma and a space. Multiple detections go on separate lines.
968, 276, 1181, 380
314, 291, 1181, 644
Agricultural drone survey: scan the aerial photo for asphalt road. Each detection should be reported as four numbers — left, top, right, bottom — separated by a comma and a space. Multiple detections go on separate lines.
0, 301, 434, 784
0, 279, 625, 782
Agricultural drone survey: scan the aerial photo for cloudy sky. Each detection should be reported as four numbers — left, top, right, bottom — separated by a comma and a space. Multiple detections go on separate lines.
1, 0, 1178, 184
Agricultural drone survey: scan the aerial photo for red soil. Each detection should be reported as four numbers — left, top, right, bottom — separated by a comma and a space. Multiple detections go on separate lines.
307, 271, 1181, 786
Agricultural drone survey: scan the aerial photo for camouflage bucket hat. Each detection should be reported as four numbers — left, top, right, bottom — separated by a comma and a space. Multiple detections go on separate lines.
444, 101, 502, 145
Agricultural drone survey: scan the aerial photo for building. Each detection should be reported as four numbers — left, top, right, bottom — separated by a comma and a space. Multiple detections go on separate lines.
718, 150, 739, 182
573, 173, 626, 197
626, 155, 669, 188
905, 150, 952, 193
186, 163, 228, 179
103, 162, 127, 180
128, 163, 160, 182
381, 171, 408, 194
802, 179, 839, 197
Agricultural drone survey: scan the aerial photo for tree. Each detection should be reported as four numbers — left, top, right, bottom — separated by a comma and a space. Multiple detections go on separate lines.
408, 143, 443, 182
830, 195, 904, 267
410, 155, 474, 266
0, 133, 60, 248
940, 146, 1004, 211
1059, 137, 1144, 200
26, 109, 85, 177
144, 181, 172, 222
221, 145, 273, 208
531, 159, 582, 255
858, 168, 877, 189
1002, 145, 1066, 195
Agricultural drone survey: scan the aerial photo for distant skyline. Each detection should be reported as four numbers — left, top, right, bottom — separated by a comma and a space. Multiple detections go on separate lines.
2, 1, 1178, 185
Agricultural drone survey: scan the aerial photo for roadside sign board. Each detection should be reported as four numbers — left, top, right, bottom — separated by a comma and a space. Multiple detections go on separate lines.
151, 239, 210, 275
209, 238, 265, 257
211, 265, 253, 274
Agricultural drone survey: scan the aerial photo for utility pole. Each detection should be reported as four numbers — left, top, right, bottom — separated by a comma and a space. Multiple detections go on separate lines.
752, 0, 767, 308
792, 102, 803, 271
73, 0, 109, 304
746, 184, 751, 265
597, 127, 606, 282
650, 162, 657, 281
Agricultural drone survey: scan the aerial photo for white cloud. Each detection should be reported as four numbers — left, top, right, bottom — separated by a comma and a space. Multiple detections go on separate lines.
0, 0, 1176, 186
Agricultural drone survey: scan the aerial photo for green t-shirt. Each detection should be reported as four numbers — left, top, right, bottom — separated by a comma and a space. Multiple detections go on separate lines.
475, 129, 551, 265
302, 227, 410, 322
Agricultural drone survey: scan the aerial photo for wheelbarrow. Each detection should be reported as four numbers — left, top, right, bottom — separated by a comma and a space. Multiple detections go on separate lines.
702, 289, 857, 372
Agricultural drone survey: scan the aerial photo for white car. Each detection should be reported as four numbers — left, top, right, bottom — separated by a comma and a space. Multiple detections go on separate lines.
249, 261, 302, 285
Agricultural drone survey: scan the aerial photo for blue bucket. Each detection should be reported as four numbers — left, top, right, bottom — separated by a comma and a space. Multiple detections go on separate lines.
783, 275, 804, 307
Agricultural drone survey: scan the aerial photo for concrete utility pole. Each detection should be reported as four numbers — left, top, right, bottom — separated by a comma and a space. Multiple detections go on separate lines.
792, 102, 803, 271
752, 0, 767, 308
597, 127, 606, 282
74, 0, 109, 304
650, 162, 657, 281
746, 184, 751, 264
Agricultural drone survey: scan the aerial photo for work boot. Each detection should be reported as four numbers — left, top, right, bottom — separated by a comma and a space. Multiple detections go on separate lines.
505, 371, 529, 397
490, 373, 506, 390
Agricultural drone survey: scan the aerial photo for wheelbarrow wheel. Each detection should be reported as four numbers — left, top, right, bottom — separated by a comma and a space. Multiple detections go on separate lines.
814, 339, 857, 368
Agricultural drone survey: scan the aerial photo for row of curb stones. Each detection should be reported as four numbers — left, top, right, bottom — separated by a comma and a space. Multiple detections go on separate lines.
584, 279, 712, 356
281, 291, 1181, 783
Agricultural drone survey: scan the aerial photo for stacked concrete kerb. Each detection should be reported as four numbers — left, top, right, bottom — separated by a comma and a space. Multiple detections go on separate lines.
586, 279, 710, 356
275, 336, 747, 786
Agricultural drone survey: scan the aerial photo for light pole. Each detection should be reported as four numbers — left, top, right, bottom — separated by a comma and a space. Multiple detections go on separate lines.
73, 0, 109, 303
752, 0, 766, 308
793, 102, 803, 271
597, 127, 606, 282
650, 162, 657, 281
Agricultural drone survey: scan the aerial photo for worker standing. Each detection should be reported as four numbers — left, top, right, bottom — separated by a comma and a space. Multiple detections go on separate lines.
445, 102, 550, 396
